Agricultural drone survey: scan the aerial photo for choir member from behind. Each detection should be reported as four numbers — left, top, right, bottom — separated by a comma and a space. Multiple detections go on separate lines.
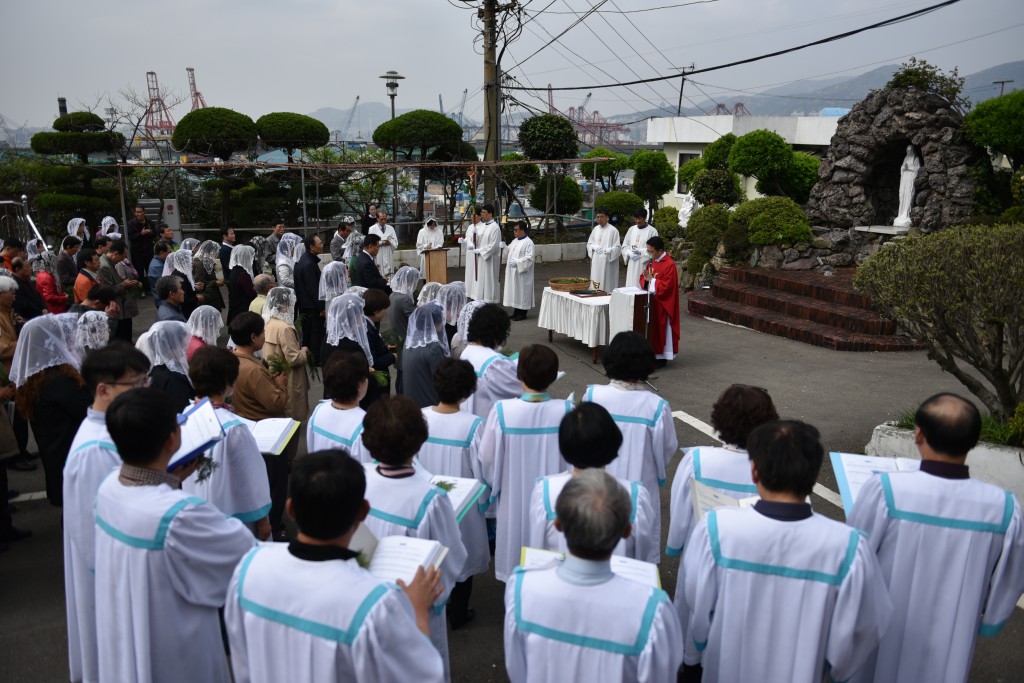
94, 388, 257, 683
223, 450, 446, 683
182, 347, 272, 541
63, 343, 150, 683
505, 469, 683, 683
847, 393, 1024, 683
528, 402, 657, 563
360, 396, 468, 680
585, 331, 677, 545
459, 303, 520, 418
479, 344, 571, 582
401, 301, 449, 408
306, 351, 371, 462
418, 358, 491, 629
681, 421, 892, 683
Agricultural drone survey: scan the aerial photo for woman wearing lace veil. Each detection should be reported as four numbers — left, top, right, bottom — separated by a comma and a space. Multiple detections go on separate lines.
162, 249, 200, 318
75, 311, 111, 358
186, 305, 224, 361
67, 218, 91, 247
141, 320, 195, 413
33, 250, 69, 314
450, 299, 485, 360
98, 216, 119, 239
318, 261, 349, 309
417, 281, 442, 307
262, 286, 309, 422
179, 237, 200, 254
320, 292, 387, 410
226, 244, 257, 323
274, 233, 303, 288
10, 316, 91, 506
401, 301, 450, 408
437, 281, 466, 345
192, 240, 225, 312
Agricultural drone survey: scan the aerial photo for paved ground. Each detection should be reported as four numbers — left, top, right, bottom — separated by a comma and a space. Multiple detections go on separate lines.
1, 259, 1020, 681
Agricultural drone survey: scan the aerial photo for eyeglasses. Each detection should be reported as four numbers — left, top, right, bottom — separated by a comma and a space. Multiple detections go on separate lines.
107, 375, 151, 388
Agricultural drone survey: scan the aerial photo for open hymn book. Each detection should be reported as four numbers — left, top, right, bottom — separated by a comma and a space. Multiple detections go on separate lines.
690, 479, 759, 521
167, 399, 224, 471
231, 416, 301, 456
348, 524, 448, 586
429, 476, 487, 523
519, 547, 662, 589
830, 452, 920, 515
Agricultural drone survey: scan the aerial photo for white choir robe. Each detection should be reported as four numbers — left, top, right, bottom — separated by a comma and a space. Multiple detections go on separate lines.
528, 471, 658, 563
683, 507, 892, 683
182, 406, 271, 527
417, 226, 446, 276
63, 408, 121, 683
503, 236, 535, 310
847, 471, 1024, 683
460, 344, 522, 420
368, 223, 398, 277
479, 395, 572, 581
94, 475, 257, 683
474, 219, 502, 304
586, 223, 622, 291
419, 408, 491, 577
306, 400, 370, 462
584, 384, 677, 549
463, 222, 480, 299
224, 543, 444, 683
665, 445, 755, 655
362, 464, 468, 681
504, 557, 683, 683
621, 224, 658, 287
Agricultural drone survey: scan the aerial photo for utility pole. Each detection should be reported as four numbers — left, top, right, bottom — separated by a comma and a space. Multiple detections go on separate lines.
482, 0, 499, 208
677, 63, 695, 116
993, 80, 1013, 97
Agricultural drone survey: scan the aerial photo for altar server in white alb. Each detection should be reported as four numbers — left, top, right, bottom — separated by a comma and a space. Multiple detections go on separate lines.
416, 217, 446, 279
666, 383, 779, 658
360, 396, 468, 680
460, 207, 481, 299
586, 207, 621, 291
63, 345, 151, 683
585, 332, 677, 545
182, 347, 272, 540
503, 220, 535, 321
94, 388, 257, 683
848, 393, 1024, 683
682, 421, 892, 683
306, 352, 371, 462
621, 207, 657, 287
473, 204, 503, 304
368, 210, 398, 278
480, 344, 572, 582
460, 303, 521, 419
506, 469, 682, 683
418, 358, 491, 629
529, 402, 657, 563
224, 450, 446, 683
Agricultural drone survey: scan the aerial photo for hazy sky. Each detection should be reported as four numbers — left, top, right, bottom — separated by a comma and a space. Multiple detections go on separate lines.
1, 0, 1021, 128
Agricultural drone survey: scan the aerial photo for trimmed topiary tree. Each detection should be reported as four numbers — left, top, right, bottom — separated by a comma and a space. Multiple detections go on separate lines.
173, 107, 258, 161
701, 133, 736, 170
728, 129, 794, 198
498, 152, 541, 219
730, 196, 811, 246
776, 152, 821, 205
964, 90, 1024, 172
691, 168, 739, 206
854, 223, 1024, 416
594, 190, 644, 225
629, 148, 676, 212
686, 204, 730, 274
257, 112, 330, 163
677, 157, 705, 193
530, 175, 584, 218
653, 205, 682, 241
519, 114, 579, 163
585, 146, 630, 191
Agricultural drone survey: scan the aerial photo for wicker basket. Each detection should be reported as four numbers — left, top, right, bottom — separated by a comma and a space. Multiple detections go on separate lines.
549, 278, 595, 292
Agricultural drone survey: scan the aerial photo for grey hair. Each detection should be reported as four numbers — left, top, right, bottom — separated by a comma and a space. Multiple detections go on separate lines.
555, 469, 631, 559
0, 275, 18, 293
254, 273, 275, 295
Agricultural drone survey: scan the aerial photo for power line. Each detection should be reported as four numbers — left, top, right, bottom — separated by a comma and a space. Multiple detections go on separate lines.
507, 0, 964, 92
507, 0, 610, 71
528, 0, 718, 14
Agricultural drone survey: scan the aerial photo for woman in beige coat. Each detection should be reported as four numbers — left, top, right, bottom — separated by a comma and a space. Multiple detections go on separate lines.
261, 287, 310, 422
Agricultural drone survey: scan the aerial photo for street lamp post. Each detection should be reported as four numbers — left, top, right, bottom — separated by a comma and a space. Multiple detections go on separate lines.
379, 70, 405, 229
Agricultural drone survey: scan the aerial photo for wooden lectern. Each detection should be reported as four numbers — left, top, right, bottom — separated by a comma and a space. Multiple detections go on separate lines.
423, 248, 450, 284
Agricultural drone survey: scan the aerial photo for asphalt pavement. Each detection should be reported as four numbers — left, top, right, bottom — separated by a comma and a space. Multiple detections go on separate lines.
1, 258, 1019, 682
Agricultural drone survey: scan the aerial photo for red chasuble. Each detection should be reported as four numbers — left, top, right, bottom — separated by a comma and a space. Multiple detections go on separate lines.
639, 252, 680, 355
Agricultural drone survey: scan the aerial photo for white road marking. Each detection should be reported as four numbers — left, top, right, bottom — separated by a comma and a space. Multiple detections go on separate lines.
9, 491, 46, 503
672, 409, 844, 509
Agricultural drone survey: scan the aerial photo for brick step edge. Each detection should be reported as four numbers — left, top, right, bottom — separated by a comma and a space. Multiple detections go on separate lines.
718, 266, 874, 310
711, 279, 895, 336
688, 293, 923, 352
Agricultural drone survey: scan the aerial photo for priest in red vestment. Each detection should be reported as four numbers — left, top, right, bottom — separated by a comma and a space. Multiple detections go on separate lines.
639, 236, 680, 366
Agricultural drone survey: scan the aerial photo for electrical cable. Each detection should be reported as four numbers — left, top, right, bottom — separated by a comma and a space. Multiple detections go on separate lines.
507, 0, 610, 71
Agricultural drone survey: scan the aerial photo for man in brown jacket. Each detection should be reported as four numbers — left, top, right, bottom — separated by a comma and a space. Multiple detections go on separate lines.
229, 311, 292, 540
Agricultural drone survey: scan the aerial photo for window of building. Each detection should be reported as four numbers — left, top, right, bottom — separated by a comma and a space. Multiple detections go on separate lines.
677, 152, 701, 194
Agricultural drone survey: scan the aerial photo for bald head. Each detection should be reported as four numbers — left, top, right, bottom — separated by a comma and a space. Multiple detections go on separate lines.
254, 274, 275, 295
555, 469, 632, 560
915, 393, 981, 458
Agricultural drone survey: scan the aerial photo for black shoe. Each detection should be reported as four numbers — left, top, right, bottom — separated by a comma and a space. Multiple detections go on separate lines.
449, 608, 476, 630
0, 526, 32, 543
6, 458, 36, 472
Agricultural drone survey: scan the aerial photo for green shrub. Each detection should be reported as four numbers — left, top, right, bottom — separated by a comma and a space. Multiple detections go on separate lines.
52, 111, 106, 133
653, 206, 681, 240
686, 204, 730, 273
1011, 168, 1024, 205
594, 190, 644, 224
686, 251, 709, 275
691, 169, 739, 206
774, 152, 821, 205
677, 157, 705, 192
702, 133, 736, 170
971, 162, 1013, 217
529, 175, 584, 216
721, 222, 750, 261
730, 196, 811, 246
855, 223, 1024, 416
1001, 205, 1024, 224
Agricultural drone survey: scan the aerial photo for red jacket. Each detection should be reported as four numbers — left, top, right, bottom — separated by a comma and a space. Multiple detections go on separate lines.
36, 271, 69, 314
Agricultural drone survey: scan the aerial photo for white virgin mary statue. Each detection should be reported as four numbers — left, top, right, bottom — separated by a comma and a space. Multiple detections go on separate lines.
894, 145, 921, 228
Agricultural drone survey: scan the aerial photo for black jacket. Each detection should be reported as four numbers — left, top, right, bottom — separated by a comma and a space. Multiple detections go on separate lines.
294, 251, 323, 311
355, 251, 392, 294
14, 276, 47, 321
219, 243, 233, 277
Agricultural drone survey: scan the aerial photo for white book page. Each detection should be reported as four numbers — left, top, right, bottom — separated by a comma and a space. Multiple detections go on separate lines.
250, 418, 300, 454
367, 537, 447, 586
520, 546, 564, 570
349, 523, 378, 560
609, 556, 661, 588
831, 452, 902, 513
430, 476, 484, 518
168, 399, 223, 469
895, 457, 921, 471
691, 479, 744, 521
614, 286, 646, 294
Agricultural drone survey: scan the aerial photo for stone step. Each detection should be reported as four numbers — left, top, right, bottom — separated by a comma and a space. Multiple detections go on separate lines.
718, 265, 874, 310
688, 292, 922, 352
710, 278, 896, 335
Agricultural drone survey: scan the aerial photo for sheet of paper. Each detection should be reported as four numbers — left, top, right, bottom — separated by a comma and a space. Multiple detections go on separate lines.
430, 476, 486, 522
519, 547, 661, 587
167, 398, 224, 470
830, 452, 903, 514
367, 537, 448, 586
691, 479, 757, 521
895, 457, 921, 472
519, 546, 564, 570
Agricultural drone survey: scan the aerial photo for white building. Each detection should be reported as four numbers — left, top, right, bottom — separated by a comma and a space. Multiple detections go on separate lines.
645, 114, 842, 209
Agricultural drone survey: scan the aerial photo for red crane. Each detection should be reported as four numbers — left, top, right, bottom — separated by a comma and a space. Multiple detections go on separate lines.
187, 67, 207, 111
144, 71, 176, 136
